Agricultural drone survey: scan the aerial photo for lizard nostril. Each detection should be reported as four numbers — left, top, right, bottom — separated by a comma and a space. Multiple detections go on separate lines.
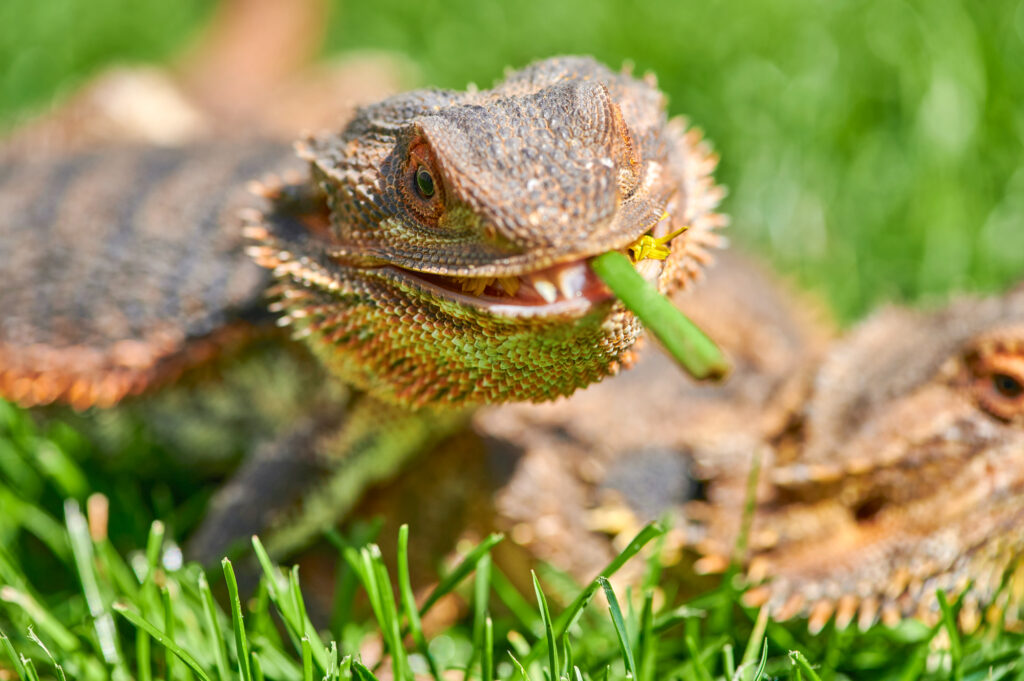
853, 496, 886, 522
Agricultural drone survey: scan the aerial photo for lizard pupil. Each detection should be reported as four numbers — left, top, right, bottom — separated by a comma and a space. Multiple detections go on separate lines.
993, 372, 1023, 399
415, 166, 435, 198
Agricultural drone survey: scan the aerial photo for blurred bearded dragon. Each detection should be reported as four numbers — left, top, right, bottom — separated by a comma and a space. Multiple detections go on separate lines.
463, 254, 1024, 632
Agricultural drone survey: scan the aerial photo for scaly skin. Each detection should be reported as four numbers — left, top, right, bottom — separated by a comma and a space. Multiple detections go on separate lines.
701, 282, 1024, 632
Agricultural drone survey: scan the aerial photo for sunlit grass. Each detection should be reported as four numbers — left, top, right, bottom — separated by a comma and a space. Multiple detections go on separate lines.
5, 403, 1024, 680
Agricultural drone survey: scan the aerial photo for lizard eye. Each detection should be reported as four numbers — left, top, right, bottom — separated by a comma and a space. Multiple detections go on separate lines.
993, 372, 1023, 399
415, 166, 435, 198
402, 139, 445, 225
965, 346, 1024, 422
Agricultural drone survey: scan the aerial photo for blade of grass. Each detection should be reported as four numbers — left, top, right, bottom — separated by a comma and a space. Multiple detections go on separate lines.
751, 640, 768, 681
27, 628, 67, 681
137, 615, 152, 681
531, 572, 559, 679
722, 643, 735, 680
251, 652, 266, 681
1, 628, 29, 681
740, 606, 769, 674
507, 630, 530, 659
508, 652, 532, 681
396, 526, 440, 681
467, 552, 492, 681
561, 633, 573, 681
638, 591, 656, 681
936, 590, 963, 681
251, 537, 328, 672
597, 578, 636, 680
550, 524, 664, 641
301, 637, 313, 681
64, 500, 124, 671
522, 524, 664, 670
21, 656, 41, 681
289, 567, 327, 670
685, 635, 712, 681
590, 250, 728, 379
161, 586, 180, 681
367, 545, 411, 681
222, 558, 254, 681
352, 659, 380, 681
788, 651, 821, 681
483, 616, 494, 681
144, 521, 165, 582
0, 587, 79, 652
198, 573, 231, 681
324, 641, 339, 681
325, 522, 382, 638
491, 568, 542, 635
112, 603, 212, 681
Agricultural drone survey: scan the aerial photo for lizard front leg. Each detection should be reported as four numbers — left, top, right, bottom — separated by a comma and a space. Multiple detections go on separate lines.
188, 394, 470, 562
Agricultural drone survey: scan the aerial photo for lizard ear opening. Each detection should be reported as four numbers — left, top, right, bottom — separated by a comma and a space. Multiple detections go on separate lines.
964, 334, 1024, 422
603, 84, 642, 199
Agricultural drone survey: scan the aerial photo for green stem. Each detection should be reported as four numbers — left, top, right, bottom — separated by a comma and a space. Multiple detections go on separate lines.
590, 251, 729, 380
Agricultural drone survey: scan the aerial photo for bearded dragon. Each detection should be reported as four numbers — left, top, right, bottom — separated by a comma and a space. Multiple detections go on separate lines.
463, 256, 1024, 632
0, 47, 725, 558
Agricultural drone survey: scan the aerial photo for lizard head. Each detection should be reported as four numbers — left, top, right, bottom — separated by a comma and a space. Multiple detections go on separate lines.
695, 282, 1024, 630
249, 57, 724, 407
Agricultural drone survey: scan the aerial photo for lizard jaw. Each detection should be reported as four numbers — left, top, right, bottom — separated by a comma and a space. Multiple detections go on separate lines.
366, 209, 682, 316
387, 258, 617, 317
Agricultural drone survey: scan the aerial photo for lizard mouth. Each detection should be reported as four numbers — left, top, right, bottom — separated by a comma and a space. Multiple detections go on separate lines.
378, 238, 674, 318
385, 258, 617, 315
378, 211, 679, 316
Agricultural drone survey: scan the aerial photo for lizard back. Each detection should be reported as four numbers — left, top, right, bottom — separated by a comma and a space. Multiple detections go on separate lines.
0, 142, 299, 408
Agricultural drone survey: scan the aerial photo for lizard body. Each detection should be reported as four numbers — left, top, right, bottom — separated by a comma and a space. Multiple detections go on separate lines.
0, 143, 292, 408
0, 54, 725, 556
1, 57, 722, 410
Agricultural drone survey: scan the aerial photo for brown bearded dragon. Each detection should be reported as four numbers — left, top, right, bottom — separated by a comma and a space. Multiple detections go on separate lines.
0, 40, 726, 558
456, 257, 1024, 632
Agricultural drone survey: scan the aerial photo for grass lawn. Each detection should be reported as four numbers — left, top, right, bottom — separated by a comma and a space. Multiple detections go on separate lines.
2, 0, 1024, 678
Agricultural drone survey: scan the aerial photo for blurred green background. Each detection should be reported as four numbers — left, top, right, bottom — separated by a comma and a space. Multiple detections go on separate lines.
2, 0, 1024, 321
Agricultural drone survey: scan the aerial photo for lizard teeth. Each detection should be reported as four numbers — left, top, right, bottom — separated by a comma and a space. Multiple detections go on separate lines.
498, 276, 520, 296
425, 258, 613, 307
458, 277, 494, 296
555, 264, 588, 299
531, 277, 559, 304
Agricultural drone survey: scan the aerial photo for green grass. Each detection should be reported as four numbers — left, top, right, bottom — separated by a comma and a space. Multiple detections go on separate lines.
6, 404, 1024, 680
